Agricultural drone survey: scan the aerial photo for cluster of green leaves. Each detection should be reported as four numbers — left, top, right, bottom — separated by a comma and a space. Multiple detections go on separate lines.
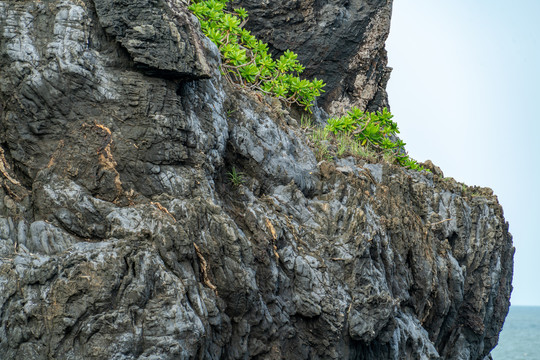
227, 166, 244, 186
189, 0, 325, 112
324, 107, 428, 171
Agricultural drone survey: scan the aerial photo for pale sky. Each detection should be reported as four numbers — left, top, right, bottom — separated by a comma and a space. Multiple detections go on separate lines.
386, 0, 540, 306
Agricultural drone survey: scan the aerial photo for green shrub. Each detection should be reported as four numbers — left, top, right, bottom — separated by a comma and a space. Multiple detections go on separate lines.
189, 0, 325, 112
300, 108, 428, 171
324, 107, 428, 171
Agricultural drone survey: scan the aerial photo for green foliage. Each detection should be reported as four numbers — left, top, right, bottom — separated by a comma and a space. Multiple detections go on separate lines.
310, 127, 333, 161
330, 107, 428, 171
307, 107, 429, 172
190, 2, 428, 173
300, 114, 313, 129
335, 133, 376, 159
326, 115, 357, 134
227, 167, 244, 186
189, 0, 325, 112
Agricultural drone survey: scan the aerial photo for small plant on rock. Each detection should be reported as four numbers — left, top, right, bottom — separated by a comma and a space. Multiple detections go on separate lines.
325, 107, 428, 171
303, 107, 428, 171
189, 0, 325, 112
228, 166, 244, 186
300, 114, 313, 129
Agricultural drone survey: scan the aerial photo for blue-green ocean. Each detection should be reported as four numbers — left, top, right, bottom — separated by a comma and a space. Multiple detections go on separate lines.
492, 306, 540, 359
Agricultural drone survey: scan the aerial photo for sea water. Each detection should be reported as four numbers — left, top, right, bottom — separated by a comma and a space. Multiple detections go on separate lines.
491, 306, 540, 360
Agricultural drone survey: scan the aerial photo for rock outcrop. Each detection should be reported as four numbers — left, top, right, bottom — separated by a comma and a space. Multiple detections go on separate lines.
233, 0, 393, 114
0, 1, 513, 359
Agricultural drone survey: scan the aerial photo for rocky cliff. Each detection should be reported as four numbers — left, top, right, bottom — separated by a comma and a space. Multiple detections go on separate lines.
0, 1, 513, 359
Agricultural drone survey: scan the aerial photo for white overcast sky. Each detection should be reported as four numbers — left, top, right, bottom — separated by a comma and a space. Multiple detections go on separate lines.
386, 0, 540, 306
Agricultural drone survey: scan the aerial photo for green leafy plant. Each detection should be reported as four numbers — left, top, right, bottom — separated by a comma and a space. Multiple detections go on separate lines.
326, 115, 357, 134
227, 166, 244, 186
189, 0, 325, 112
304, 107, 428, 171
330, 107, 428, 171
327, 107, 428, 171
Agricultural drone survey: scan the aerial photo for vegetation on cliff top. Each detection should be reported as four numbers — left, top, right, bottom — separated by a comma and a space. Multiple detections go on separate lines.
189, 0, 325, 112
317, 108, 428, 171
189, 0, 427, 172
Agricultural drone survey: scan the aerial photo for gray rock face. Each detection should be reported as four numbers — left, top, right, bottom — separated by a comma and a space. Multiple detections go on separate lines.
0, 1, 512, 360
232, 0, 393, 114
93, 0, 218, 79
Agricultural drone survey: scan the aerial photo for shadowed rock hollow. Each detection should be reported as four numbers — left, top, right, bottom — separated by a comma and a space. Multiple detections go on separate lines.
0, 0, 513, 359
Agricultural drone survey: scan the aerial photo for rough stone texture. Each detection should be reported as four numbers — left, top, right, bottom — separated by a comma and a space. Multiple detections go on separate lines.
0, 1, 513, 359
93, 0, 218, 79
232, 0, 393, 114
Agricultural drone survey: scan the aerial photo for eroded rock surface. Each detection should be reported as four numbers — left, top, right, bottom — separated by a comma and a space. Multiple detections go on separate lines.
233, 0, 393, 114
0, 1, 513, 359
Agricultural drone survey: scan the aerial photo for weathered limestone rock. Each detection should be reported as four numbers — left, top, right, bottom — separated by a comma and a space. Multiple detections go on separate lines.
93, 0, 218, 79
0, 0, 513, 359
